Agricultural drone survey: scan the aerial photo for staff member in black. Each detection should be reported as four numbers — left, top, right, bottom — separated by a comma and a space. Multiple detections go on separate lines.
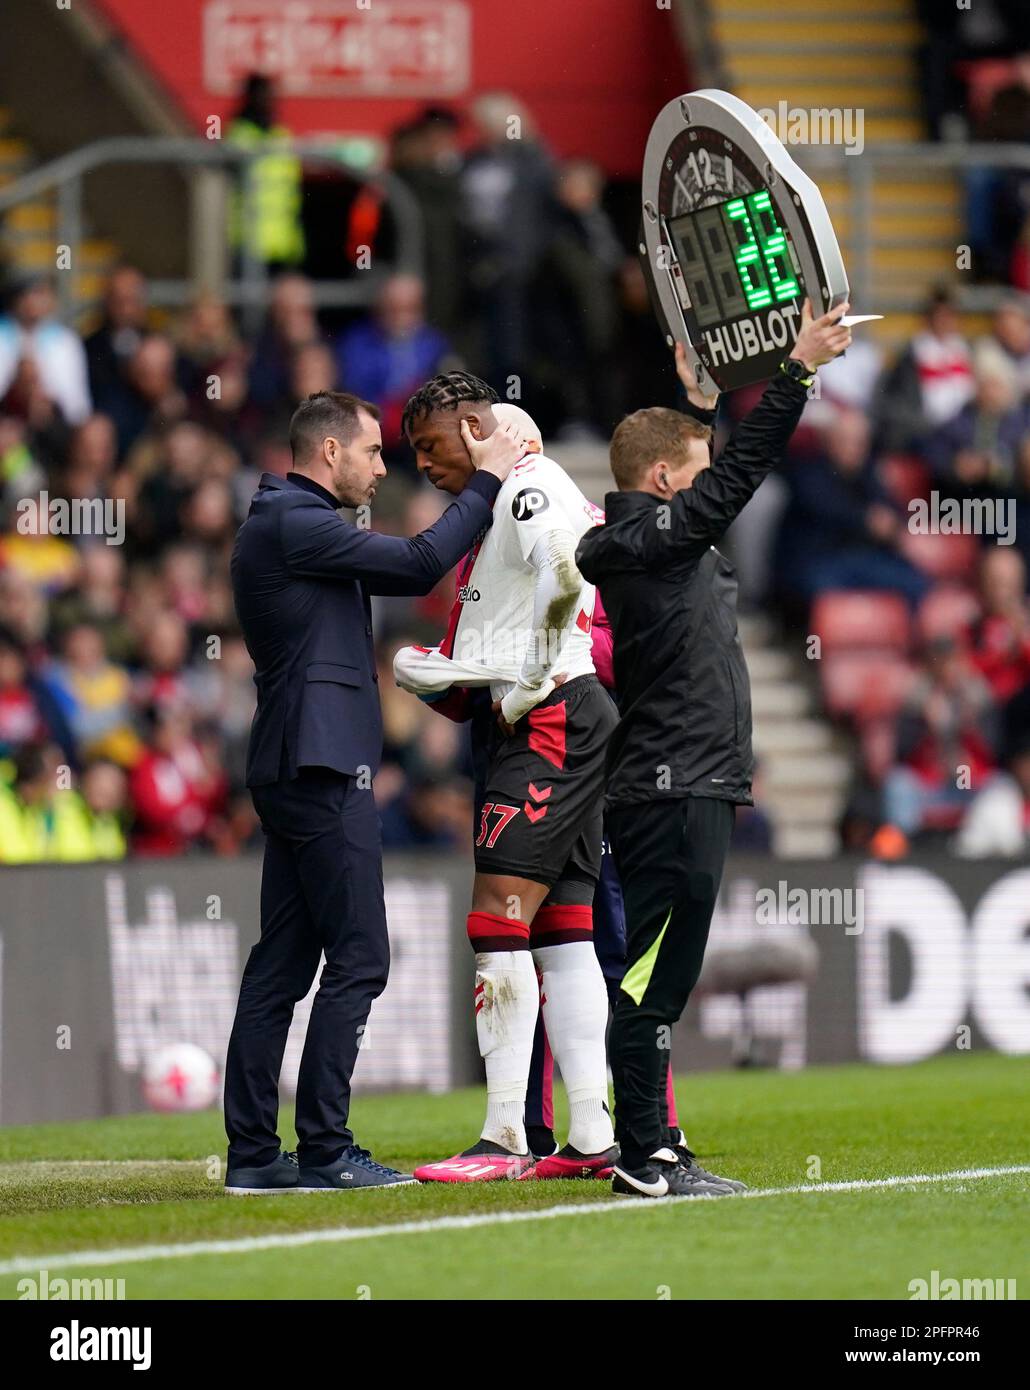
225, 390, 526, 1193
576, 301, 851, 1198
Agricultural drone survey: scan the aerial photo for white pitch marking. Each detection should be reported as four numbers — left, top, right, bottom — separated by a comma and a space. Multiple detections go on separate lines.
1, 1160, 202, 1169
0, 1164, 1026, 1278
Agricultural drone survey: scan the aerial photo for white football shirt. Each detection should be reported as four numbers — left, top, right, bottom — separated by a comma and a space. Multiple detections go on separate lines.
441, 453, 604, 701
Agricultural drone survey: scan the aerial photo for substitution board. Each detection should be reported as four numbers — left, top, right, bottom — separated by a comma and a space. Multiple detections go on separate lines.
640, 89, 850, 392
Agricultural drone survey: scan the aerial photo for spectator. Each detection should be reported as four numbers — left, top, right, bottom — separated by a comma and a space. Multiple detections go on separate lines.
133, 609, 192, 711
973, 297, 1030, 396
967, 545, 1030, 701
335, 274, 451, 454
73, 757, 129, 859
775, 407, 931, 610
56, 414, 118, 507
0, 352, 73, 471
462, 92, 555, 387
247, 272, 322, 408
43, 623, 140, 767
379, 770, 474, 850
925, 358, 1030, 491
129, 420, 212, 556
955, 686, 1030, 856
288, 341, 337, 405
0, 492, 80, 595
972, 52, 1030, 283
0, 739, 115, 861
0, 567, 48, 649
0, 629, 62, 761
129, 704, 227, 855
107, 334, 187, 459
876, 288, 975, 452
0, 275, 91, 426
159, 543, 212, 627
0, 415, 46, 519
877, 636, 997, 847
0, 742, 58, 862
180, 477, 237, 556
49, 545, 134, 664
391, 107, 465, 337
84, 265, 149, 407
531, 159, 623, 436
175, 291, 244, 394
227, 72, 304, 270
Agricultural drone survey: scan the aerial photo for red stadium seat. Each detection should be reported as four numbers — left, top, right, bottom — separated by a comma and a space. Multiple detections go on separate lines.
899, 529, 979, 581
878, 454, 930, 508
917, 585, 981, 644
811, 590, 910, 653
820, 650, 917, 721
956, 58, 1017, 125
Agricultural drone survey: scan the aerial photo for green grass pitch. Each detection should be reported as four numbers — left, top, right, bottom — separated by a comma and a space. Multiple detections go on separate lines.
0, 1053, 1026, 1300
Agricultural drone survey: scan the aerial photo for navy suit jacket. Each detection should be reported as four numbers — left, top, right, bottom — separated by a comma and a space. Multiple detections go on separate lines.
231, 469, 499, 787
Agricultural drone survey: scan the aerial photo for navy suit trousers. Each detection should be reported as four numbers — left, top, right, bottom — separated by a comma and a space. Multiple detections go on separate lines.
224, 768, 388, 1168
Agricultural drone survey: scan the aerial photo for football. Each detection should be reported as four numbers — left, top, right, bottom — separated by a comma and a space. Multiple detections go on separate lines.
141, 1044, 220, 1113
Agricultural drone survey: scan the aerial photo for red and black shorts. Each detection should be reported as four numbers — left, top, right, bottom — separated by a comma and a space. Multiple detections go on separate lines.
473, 674, 617, 892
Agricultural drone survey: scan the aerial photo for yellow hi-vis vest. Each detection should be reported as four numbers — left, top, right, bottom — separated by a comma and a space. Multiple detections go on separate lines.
0, 785, 48, 863
49, 791, 126, 862
0, 787, 125, 863
227, 118, 305, 265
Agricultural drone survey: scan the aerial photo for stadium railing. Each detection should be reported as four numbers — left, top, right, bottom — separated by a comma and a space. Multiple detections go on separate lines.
0, 137, 426, 331
793, 141, 1030, 312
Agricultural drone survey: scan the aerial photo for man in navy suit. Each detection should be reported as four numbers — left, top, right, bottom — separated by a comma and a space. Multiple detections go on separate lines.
224, 389, 526, 1193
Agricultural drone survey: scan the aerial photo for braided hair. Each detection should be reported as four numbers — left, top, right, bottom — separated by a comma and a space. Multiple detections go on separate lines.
401, 371, 499, 438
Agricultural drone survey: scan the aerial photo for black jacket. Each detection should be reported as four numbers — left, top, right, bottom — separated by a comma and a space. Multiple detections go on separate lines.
575, 372, 808, 808
232, 469, 499, 787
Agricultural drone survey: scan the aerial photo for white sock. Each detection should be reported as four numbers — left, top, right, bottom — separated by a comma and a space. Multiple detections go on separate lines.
533, 940, 614, 1154
475, 950, 539, 1154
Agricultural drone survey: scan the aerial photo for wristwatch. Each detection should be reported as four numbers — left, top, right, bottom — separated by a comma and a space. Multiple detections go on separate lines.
780, 358, 816, 388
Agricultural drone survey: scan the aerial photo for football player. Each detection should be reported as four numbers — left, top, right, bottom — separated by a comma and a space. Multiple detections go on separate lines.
394, 373, 616, 1181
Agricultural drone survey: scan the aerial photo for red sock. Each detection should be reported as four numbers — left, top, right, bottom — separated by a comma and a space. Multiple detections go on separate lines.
529, 902, 593, 945
467, 911, 530, 952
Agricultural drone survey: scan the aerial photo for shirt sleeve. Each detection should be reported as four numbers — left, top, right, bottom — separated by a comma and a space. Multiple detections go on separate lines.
500, 529, 583, 724
506, 470, 577, 564
281, 473, 499, 593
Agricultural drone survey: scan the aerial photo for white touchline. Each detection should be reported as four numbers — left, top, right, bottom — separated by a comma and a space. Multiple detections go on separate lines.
0, 1164, 1026, 1278
4, 1159, 203, 1167
3, 1160, 203, 1168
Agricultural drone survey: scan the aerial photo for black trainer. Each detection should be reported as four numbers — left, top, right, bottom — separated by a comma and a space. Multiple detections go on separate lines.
668, 1126, 696, 1161
612, 1147, 740, 1199
296, 1144, 416, 1191
224, 1150, 299, 1195
672, 1151, 748, 1193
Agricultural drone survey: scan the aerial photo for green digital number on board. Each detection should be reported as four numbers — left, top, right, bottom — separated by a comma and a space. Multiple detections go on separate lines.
746, 189, 799, 305
724, 197, 773, 311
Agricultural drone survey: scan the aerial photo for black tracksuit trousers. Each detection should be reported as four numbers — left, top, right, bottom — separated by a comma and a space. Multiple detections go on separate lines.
607, 795, 735, 1171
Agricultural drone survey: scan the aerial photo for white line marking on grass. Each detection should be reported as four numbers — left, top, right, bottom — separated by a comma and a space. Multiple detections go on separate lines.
1, 1160, 203, 1169
0, 1164, 1025, 1277
3, 1160, 202, 1168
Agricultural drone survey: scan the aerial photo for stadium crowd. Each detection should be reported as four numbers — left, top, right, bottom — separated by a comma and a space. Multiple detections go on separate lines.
0, 89, 1028, 862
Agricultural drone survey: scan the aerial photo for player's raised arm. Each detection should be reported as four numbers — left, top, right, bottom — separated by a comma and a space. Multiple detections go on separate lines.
650, 300, 852, 561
